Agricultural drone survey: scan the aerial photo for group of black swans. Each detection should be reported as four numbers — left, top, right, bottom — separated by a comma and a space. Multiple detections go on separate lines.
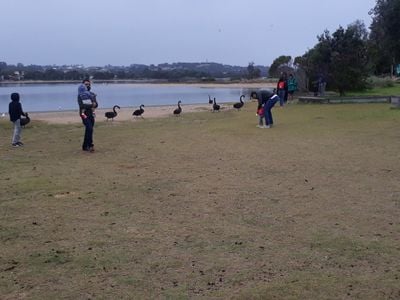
105, 104, 145, 120
104, 94, 246, 120
104, 95, 245, 121
20, 95, 247, 125
209, 94, 245, 112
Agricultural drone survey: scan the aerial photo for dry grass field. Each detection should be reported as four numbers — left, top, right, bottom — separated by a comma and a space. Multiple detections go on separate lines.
1, 103, 399, 299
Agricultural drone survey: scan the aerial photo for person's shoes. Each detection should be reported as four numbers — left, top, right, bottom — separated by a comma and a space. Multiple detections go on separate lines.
12, 143, 21, 147
89, 147, 95, 153
17, 142, 24, 146
263, 125, 271, 129
256, 125, 263, 128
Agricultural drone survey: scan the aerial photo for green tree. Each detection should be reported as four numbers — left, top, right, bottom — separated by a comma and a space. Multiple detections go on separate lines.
92, 71, 114, 80
246, 62, 261, 79
64, 70, 83, 80
330, 21, 369, 95
269, 55, 292, 77
42, 69, 64, 80
369, 0, 400, 75
296, 21, 369, 96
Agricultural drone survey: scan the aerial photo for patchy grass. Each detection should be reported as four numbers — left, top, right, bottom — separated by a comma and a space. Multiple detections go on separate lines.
347, 82, 400, 97
1, 103, 400, 299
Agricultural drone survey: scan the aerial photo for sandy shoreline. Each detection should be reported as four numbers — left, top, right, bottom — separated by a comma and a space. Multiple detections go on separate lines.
28, 103, 234, 124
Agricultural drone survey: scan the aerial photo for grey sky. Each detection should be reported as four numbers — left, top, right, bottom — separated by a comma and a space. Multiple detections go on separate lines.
1, 0, 376, 67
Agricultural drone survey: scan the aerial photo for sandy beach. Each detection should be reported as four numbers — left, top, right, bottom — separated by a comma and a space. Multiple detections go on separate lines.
28, 103, 221, 124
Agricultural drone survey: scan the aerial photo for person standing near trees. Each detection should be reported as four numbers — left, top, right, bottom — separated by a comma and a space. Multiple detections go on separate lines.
287, 73, 298, 102
276, 72, 288, 106
318, 75, 326, 96
78, 79, 98, 152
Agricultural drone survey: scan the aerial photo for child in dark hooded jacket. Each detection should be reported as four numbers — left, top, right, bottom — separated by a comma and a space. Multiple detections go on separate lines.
9, 92, 27, 147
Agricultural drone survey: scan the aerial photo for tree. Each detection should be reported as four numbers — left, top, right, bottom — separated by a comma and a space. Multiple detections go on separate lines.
42, 68, 64, 80
369, 0, 400, 75
330, 21, 369, 95
92, 71, 114, 80
64, 70, 83, 80
269, 55, 292, 77
295, 21, 369, 96
247, 62, 261, 79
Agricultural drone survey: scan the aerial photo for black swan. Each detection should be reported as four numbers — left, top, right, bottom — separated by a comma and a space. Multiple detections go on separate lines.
208, 95, 213, 104
133, 104, 145, 118
212, 98, 220, 112
20, 112, 30, 127
173, 101, 182, 115
233, 95, 245, 110
105, 105, 120, 120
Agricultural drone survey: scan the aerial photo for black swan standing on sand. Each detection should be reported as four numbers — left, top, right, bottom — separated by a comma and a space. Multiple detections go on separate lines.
173, 100, 182, 115
233, 95, 245, 110
208, 95, 213, 104
20, 112, 30, 127
212, 98, 220, 112
105, 105, 120, 121
133, 104, 145, 118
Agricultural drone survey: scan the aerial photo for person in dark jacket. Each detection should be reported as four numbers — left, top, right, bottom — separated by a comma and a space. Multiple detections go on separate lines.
251, 89, 273, 128
78, 79, 98, 152
263, 89, 280, 128
251, 91, 265, 128
8, 92, 27, 147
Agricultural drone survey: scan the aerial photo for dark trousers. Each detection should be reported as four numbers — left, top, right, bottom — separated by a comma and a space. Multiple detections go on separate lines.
82, 115, 95, 150
277, 90, 285, 106
264, 97, 278, 125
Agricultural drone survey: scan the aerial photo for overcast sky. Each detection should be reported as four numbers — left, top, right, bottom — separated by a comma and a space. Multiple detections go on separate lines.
1, 0, 377, 67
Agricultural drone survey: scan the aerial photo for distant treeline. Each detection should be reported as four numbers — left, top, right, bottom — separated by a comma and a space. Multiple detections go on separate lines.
0, 61, 269, 82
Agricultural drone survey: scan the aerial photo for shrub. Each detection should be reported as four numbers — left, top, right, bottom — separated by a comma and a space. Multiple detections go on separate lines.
366, 76, 395, 89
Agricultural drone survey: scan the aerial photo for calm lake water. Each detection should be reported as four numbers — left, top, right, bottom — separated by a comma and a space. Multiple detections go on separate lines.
0, 83, 253, 113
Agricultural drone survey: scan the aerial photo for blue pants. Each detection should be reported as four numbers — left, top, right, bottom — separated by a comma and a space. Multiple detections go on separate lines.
277, 90, 285, 106
264, 97, 278, 126
82, 115, 95, 150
